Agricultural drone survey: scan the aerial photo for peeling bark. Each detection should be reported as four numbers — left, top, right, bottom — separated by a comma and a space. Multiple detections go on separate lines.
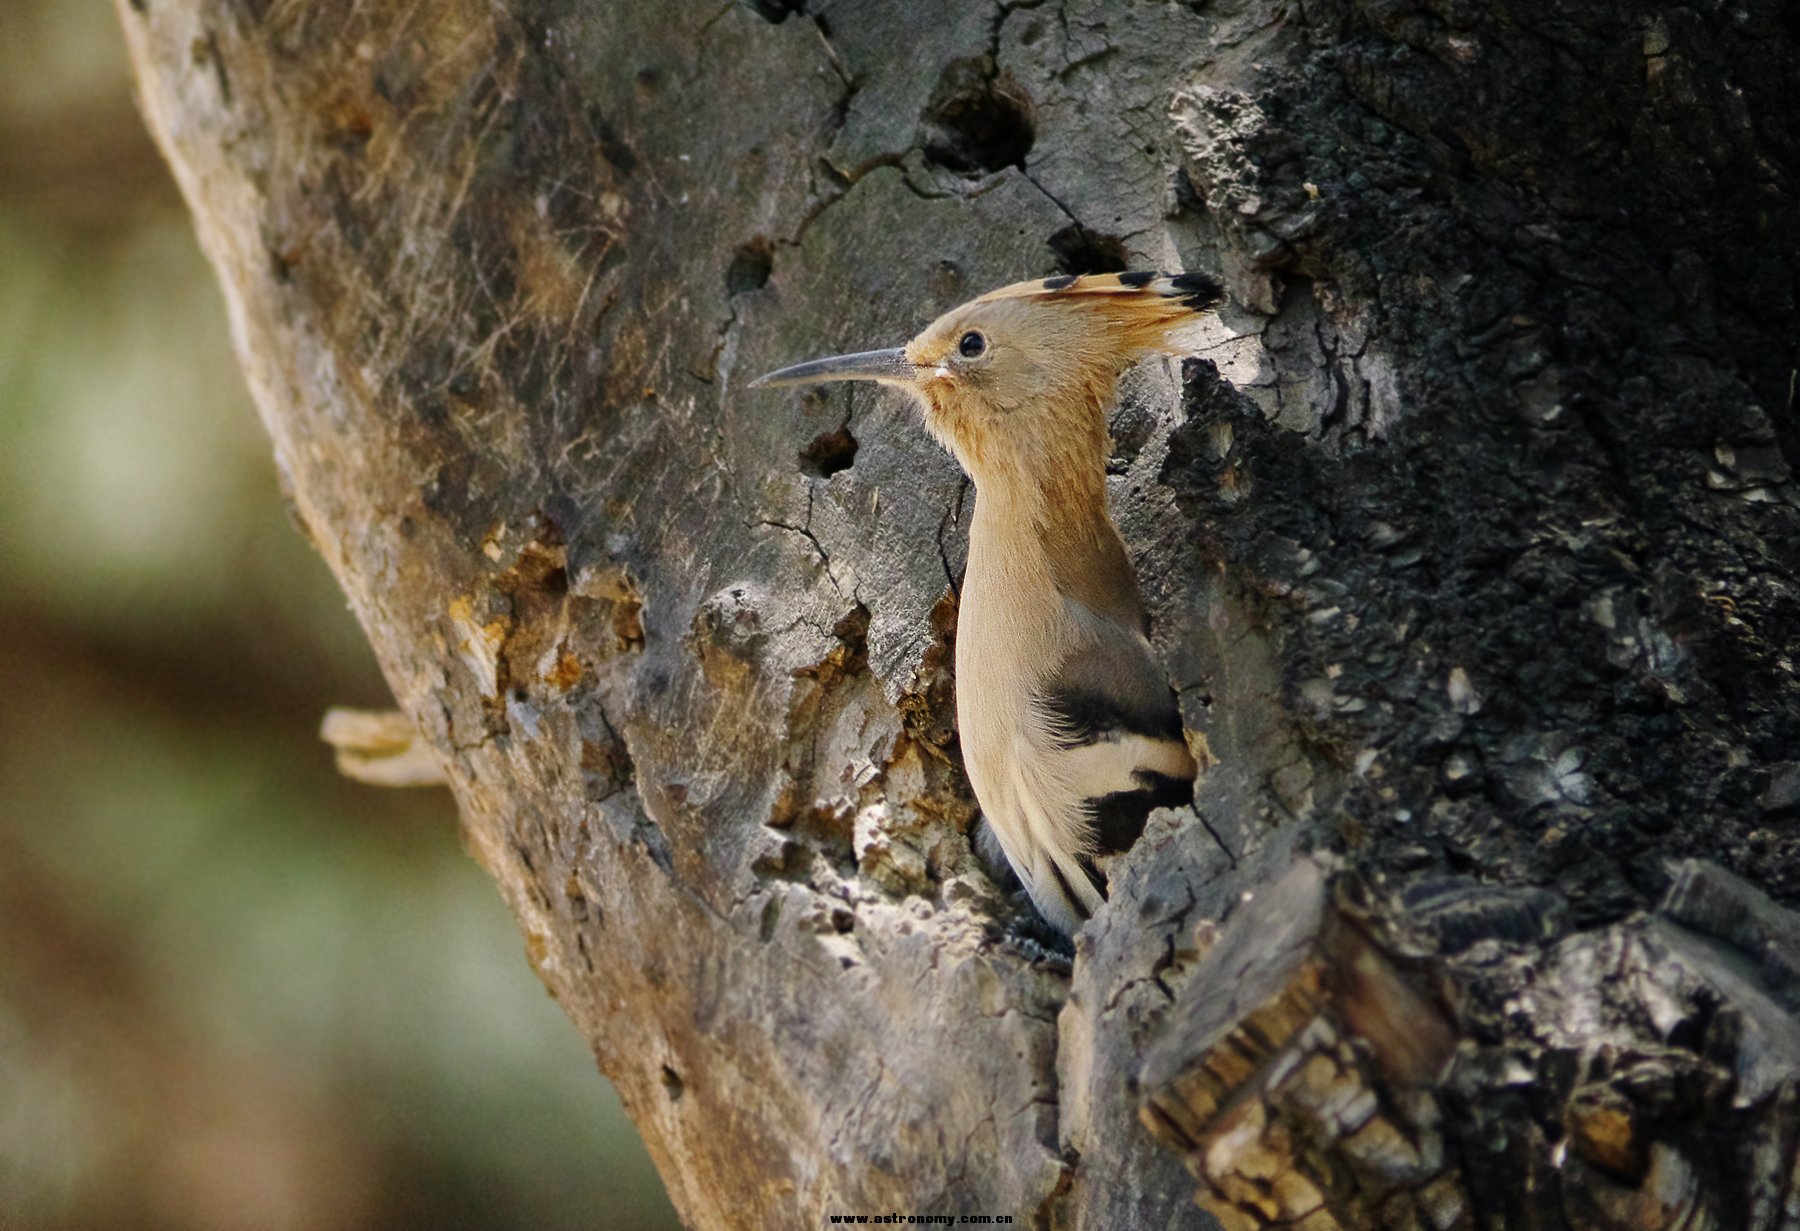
120, 0, 1799, 1227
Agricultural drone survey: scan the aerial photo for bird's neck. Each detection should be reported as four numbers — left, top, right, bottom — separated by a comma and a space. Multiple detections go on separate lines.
958, 407, 1109, 523
965, 451, 1146, 631
969, 455, 1107, 541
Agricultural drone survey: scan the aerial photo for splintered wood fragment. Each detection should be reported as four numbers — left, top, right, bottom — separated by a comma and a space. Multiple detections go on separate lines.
319, 706, 449, 787
1140, 858, 1333, 1139
1565, 1085, 1647, 1181
1138, 857, 1466, 1230
1660, 859, 1800, 1008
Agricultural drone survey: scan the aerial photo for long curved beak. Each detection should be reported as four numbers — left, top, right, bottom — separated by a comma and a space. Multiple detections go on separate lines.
749, 347, 920, 389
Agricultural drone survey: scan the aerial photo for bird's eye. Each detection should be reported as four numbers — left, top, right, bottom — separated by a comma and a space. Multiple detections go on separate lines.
958, 331, 987, 359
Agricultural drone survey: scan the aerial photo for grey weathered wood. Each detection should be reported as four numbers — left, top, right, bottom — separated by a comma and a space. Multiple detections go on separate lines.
121, 0, 1800, 1226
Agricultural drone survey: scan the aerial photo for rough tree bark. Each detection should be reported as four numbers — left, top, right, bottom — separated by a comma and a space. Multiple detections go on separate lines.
121, 0, 1800, 1227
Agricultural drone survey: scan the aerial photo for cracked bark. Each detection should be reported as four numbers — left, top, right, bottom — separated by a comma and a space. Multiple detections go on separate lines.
121, 0, 1799, 1228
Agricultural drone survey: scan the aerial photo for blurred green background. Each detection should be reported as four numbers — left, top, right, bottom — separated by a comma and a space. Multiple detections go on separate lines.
0, 5, 680, 1229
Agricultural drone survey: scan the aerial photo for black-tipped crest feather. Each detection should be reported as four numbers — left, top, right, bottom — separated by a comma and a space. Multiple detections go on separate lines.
989, 269, 1225, 312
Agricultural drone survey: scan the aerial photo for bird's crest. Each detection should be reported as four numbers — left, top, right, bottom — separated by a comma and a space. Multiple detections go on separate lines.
976, 269, 1225, 312
955, 270, 1226, 358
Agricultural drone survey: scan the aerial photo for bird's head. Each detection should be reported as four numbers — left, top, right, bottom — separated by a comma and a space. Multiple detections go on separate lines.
752, 271, 1224, 494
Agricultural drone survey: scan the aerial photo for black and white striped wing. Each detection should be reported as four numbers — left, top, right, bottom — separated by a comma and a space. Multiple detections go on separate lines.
1034, 603, 1197, 906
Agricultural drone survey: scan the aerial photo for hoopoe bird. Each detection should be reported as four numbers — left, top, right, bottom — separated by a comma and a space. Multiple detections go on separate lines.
753, 271, 1223, 934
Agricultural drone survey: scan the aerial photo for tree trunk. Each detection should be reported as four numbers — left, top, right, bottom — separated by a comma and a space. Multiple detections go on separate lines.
120, 0, 1800, 1227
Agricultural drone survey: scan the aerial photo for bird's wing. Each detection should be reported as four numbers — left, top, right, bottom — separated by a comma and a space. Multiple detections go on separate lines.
990, 600, 1196, 931
1038, 599, 1197, 848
